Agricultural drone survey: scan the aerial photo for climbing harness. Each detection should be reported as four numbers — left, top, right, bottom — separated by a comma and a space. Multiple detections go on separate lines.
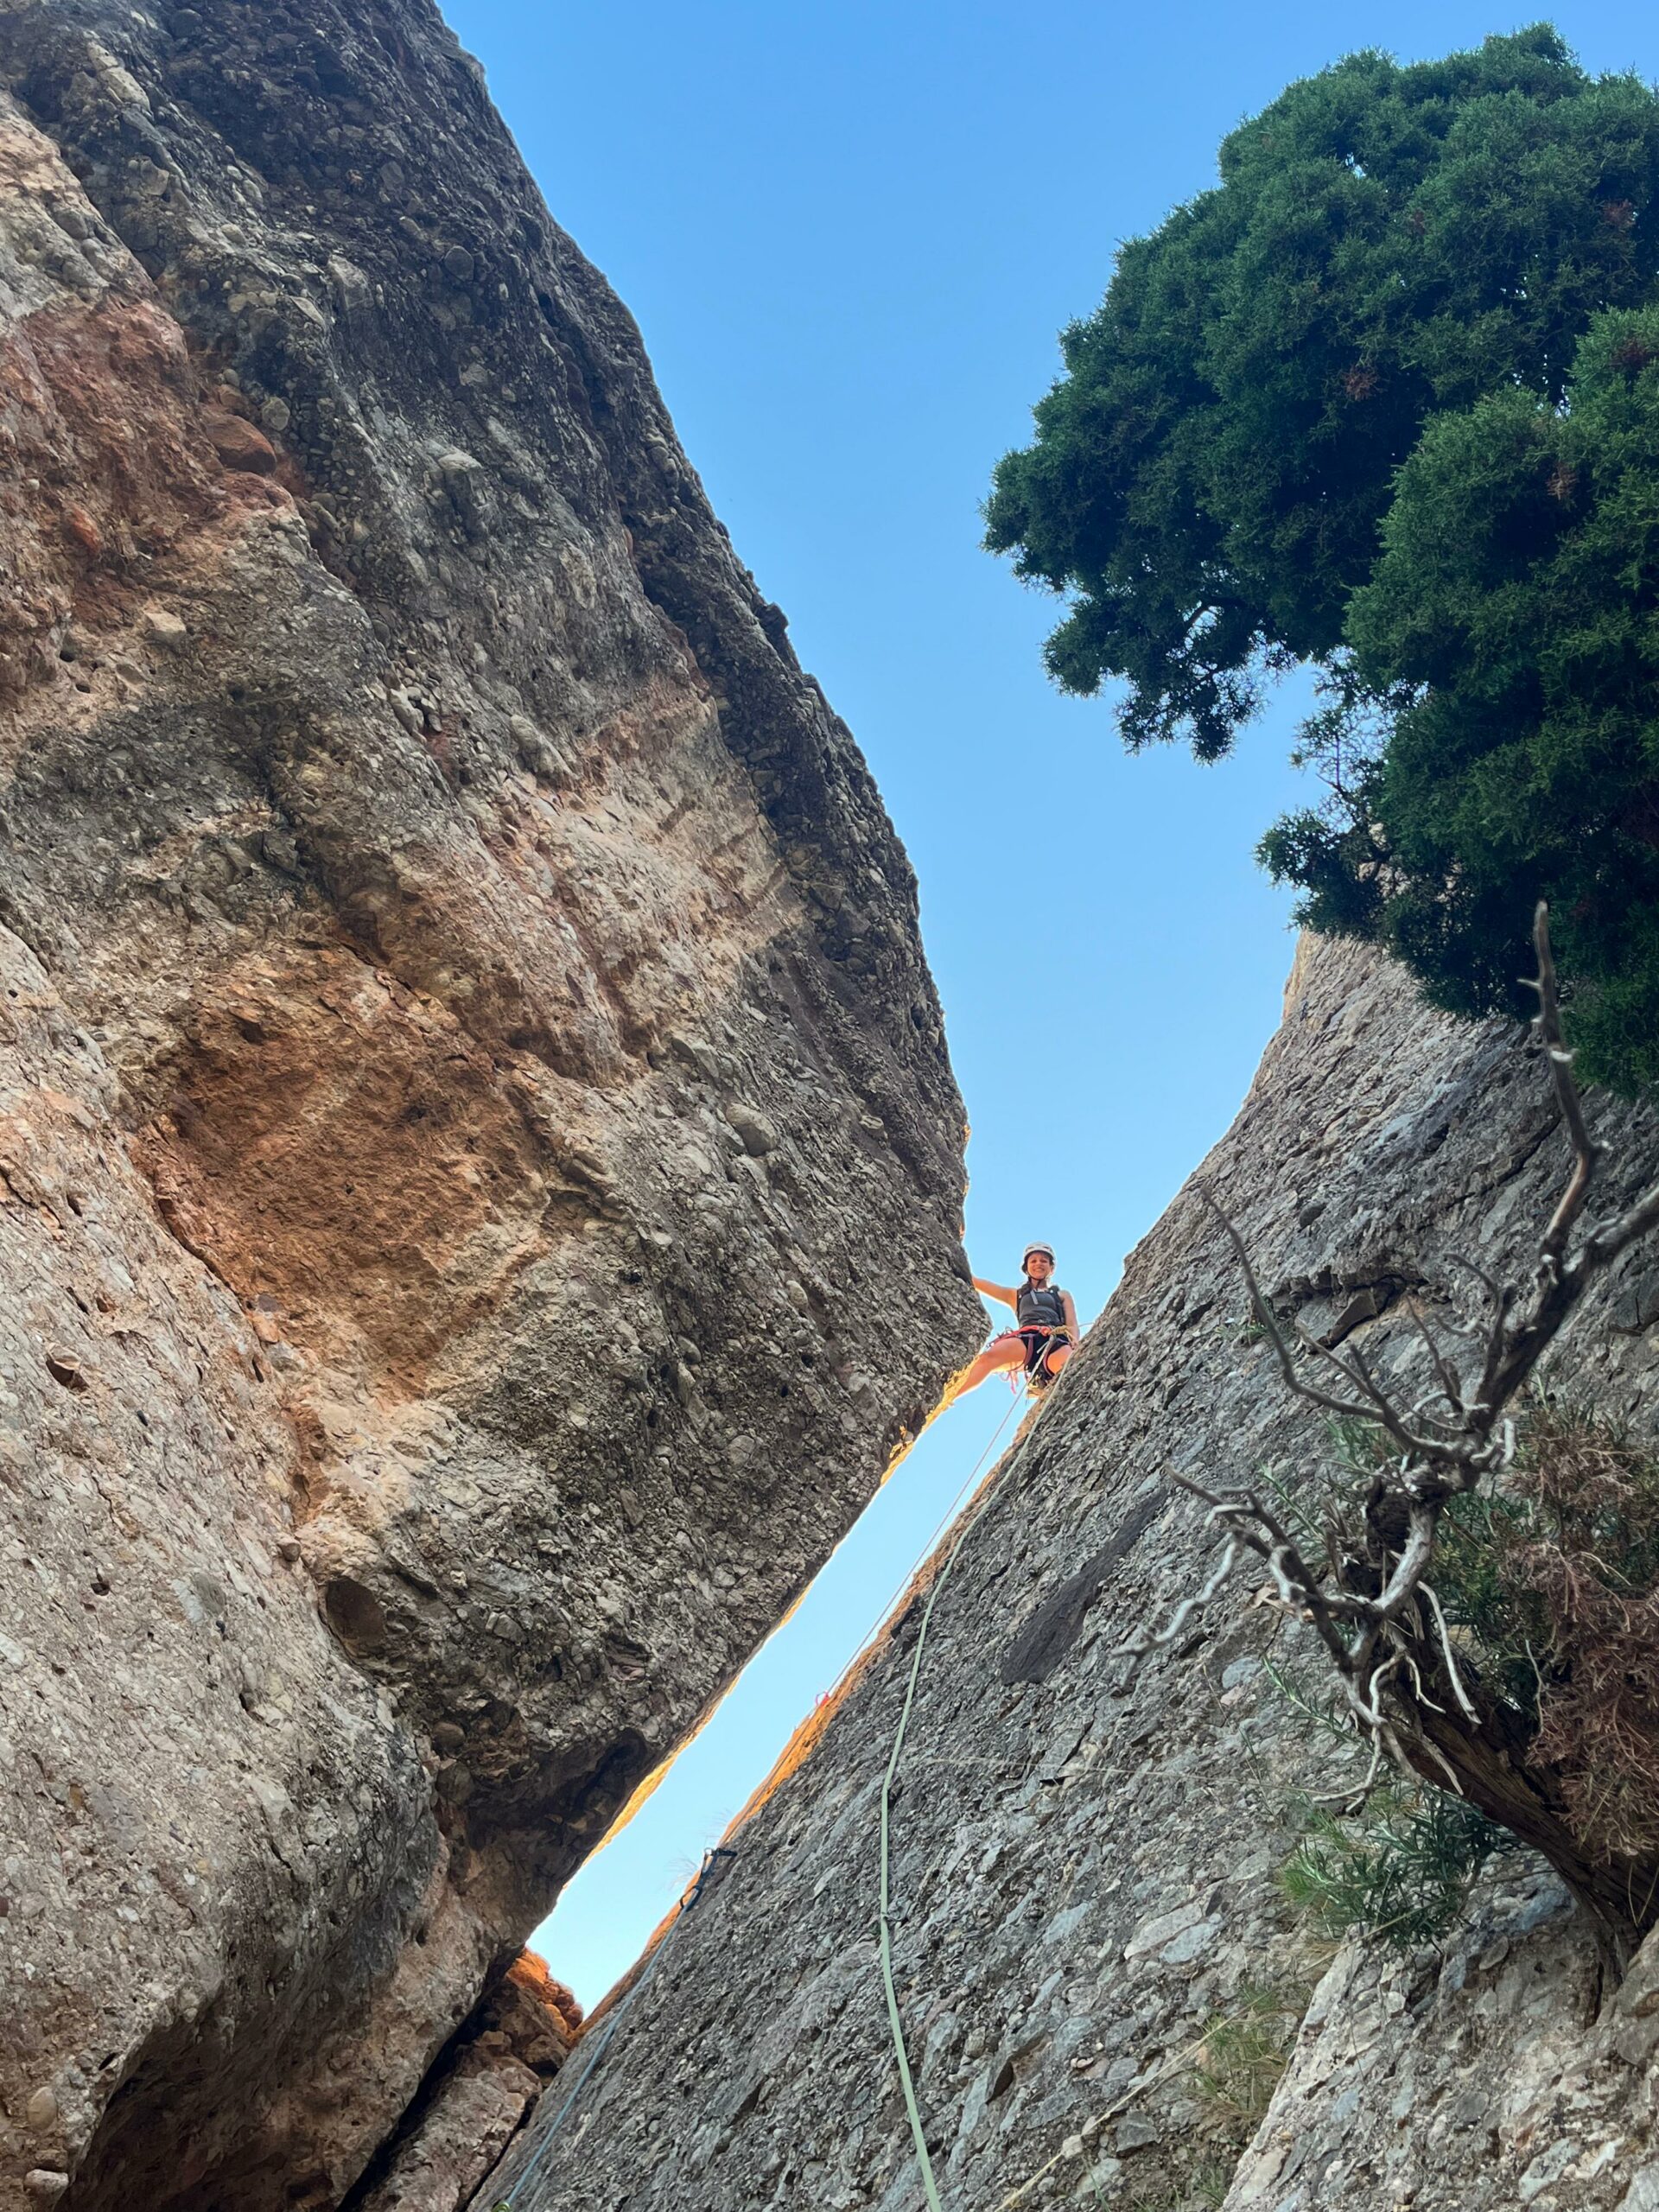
1003, 1275, 1073, 1393
489, 1847, 736, 2211
1021, 1325, 1071, 1391
877, 1388, 1024, 2212
988, 1320, 1071, 1394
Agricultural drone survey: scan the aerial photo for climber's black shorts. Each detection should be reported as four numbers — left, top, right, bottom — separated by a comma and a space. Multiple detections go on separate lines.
997, 1326, 1071, 1383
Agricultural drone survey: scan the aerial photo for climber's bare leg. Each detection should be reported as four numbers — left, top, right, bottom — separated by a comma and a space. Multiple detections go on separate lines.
1042, 1343, 1074, 1379
957, 1337, 1027, 1395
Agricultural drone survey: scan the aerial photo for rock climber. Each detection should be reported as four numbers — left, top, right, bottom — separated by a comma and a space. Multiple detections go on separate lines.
959, 1243, 1080, 1397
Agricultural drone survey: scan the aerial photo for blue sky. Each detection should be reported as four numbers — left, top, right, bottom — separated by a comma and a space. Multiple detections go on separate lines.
440, 0, 1659, 2003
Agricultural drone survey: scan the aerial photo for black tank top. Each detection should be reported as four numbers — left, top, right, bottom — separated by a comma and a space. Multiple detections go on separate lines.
1016, 1281, 1065, 1329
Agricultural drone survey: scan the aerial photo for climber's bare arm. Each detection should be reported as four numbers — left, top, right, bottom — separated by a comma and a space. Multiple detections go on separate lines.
971, 1276, 1020, 1312
1061, 1291, 1080, 1339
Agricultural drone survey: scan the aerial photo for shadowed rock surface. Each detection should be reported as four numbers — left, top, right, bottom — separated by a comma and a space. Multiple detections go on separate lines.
480, 937, 1659, 2212
0, 4, 980, 2206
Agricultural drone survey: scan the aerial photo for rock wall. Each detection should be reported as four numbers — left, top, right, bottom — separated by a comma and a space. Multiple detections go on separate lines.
480, 936, 1659, 2212
0, 4, 981, 2207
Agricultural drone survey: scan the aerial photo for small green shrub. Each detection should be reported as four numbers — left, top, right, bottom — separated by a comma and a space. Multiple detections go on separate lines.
1189, 2158, 1238, 2211
1116, 2148, 1259, 2212
1118, 2182, 1211, 2212
1190, 1983, 1304, 2136
1281, 1785, 1516, 1949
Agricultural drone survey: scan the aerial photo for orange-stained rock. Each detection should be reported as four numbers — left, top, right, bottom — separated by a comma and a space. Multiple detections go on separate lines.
0, 11, 979, 2210
200, 406, 279, 475
506, 1951, 585, 2047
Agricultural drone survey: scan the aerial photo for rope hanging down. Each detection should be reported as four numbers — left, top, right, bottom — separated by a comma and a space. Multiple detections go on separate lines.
499, 1378, 1024, 2212
877, 1390, 1022, 2212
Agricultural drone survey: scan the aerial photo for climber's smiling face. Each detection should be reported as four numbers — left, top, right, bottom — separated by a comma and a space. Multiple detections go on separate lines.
1025, 1249, 1053, 1283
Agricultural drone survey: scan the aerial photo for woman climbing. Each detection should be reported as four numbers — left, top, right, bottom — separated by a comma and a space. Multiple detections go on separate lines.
959, 1242, 1080, 1397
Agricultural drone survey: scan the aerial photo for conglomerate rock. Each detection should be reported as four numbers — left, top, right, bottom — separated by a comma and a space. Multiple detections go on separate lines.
480, 936, 1659, 2212
354, 1956, 580, 2212
0, 4, 980, 2206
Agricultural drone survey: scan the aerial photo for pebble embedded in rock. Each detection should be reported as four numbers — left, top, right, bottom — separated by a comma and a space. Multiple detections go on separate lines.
141, 605, 188, 649
202, 409, 277, 474
258, 825, 302, 874
727, 1105, 779, 1158
44, 1351, 87, 1393
442, 245, 475, 282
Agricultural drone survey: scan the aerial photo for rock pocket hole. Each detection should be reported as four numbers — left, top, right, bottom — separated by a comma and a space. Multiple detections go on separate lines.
990, 2032, 1046, 2102
46, 1351, 89, 1393
323, 1575, 389, 1656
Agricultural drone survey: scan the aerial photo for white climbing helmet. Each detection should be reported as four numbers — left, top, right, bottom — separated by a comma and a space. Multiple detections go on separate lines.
1022, 1242, 1055, 1270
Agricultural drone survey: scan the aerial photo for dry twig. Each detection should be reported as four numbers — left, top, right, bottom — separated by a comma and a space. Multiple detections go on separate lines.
1121, 905, 1659, 1959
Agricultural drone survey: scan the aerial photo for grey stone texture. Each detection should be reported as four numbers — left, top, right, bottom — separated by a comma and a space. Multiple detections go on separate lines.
357, 1959, 577, 2212
479, 935, 1659, 2212
0, 3, 978, 2206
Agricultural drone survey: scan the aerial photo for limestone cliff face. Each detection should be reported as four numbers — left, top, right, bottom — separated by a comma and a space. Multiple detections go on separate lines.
481, 938, 1659, 2212
0, 4, 980, 2207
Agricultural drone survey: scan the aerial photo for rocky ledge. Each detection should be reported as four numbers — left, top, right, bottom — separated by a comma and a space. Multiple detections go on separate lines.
0, 3, 979, 2206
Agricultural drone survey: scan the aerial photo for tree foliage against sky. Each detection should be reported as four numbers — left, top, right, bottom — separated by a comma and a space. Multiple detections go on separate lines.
986, 27, 1659, 1089
1273, 307, 1659, 1082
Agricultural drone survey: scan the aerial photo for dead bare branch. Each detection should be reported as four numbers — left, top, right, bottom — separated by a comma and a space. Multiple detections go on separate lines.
1123, 905, 1659, 1959
1405, 1298, 1465, 1417
1420, 1582, 1479, 1725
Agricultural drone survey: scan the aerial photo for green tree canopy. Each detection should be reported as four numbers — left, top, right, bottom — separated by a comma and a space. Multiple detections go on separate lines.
986, 28, 1659, 1090
1268, 308, 1659, 1084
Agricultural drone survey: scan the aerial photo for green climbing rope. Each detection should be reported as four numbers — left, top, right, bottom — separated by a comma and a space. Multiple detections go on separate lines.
877, 1390, 1021, 2211
502, 1377, 1026, 2212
